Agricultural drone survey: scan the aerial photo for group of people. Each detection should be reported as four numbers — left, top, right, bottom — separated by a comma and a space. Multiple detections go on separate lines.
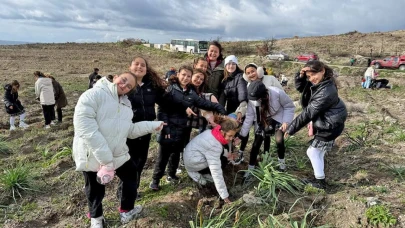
362, 65, 391, 89
3, 71, 67, 130
38, 40, 346, 228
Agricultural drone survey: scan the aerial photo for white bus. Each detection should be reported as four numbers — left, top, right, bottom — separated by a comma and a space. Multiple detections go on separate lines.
170, 39, 208, 54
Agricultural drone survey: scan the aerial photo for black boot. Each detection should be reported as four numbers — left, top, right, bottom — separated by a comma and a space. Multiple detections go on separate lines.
302, 178, 326, 190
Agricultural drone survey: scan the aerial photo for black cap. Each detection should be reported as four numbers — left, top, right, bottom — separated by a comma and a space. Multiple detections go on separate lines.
247, 80, 267, 100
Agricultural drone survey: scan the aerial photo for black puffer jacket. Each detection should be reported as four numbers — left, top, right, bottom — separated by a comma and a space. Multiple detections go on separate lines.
205, 58, 224, 99
158, 83, 226, 144
127, 76, 165, 123
287, 74, 347, 141
219, 69, 248, 114
3, 84, 24, 115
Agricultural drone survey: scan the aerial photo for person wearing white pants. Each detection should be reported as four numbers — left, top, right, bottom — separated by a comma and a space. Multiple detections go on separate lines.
285, 61, 347, 190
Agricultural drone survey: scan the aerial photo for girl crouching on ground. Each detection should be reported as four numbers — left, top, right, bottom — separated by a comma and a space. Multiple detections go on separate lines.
184, 115, 239, 204
3, 80, 29, 130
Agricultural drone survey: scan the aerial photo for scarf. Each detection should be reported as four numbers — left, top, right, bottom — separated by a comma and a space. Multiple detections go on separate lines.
211, 125, 228, 145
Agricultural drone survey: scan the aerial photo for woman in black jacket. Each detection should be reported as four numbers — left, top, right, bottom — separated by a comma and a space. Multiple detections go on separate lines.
119, 56, 167, 199
3, 80, 29, 130
150, 65, 226, 190
285, 60, 347, 190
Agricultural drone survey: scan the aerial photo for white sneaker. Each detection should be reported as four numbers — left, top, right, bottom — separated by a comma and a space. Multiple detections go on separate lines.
45, 125, 51, 129
176, 168, 182, 174
9, 125, 16, 131
90, 216, 104, 228
120, 205, 142, 224
19, 121, 29, 129
50, 121, 56, 125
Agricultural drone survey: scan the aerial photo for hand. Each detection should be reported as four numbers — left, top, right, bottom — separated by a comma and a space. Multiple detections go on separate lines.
236, 113, 242, 123
233, 137, 241, 146
186, 107, 197, 117
224, 198, 232, 204
284, 132, 289, 139
227, 152, 239, 161
9, 106, 13, 110
279, 123, 288, 132
299, 67, 311, 78
155, 122, 167, 131
207, 115, 217, 127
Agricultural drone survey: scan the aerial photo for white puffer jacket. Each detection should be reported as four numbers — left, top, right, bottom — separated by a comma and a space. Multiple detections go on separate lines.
240, 86, 295, 137
73, 77, 162, 172
35, 77, 55, 105
184, 130, 229, 199
243, 67, 283, 90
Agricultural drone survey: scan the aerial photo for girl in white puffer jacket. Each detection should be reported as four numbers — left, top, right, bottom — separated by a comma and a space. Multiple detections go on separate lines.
73, 72, 164, 227
184, 116, 240, 204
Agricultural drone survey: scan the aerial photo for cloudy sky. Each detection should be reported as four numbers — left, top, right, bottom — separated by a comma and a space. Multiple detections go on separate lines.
0, 0, 403, 43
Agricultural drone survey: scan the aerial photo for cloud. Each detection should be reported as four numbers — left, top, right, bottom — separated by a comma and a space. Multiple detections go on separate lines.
0, 0, 403, 43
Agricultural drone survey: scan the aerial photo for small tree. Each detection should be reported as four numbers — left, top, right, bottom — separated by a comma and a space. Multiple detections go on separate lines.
256, 37, 276, 56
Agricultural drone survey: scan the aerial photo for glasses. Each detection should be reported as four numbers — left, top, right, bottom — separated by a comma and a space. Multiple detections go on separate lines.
119, 76, 133, 90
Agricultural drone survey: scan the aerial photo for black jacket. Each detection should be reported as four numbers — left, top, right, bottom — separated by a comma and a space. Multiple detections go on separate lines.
158, 83, 226, 144
3, 84, 24, 115
287, 73, 347, 141
127, 76, 165, 123
219, 69, 248, 114
88, 72, 98, 89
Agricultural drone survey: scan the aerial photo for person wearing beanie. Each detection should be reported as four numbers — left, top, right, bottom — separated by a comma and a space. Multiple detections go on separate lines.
217, 55, 248, 165
237, 80, 295, 178
243, 63, 283, 90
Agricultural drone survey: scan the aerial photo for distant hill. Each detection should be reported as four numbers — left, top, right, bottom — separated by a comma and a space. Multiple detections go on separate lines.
0, 40, 32, 45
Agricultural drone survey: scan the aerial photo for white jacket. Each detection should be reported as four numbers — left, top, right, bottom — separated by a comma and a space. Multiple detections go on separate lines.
184, 130, 229, 199
73, 78, 162, 172
364, 66, 376, 79
35, 77, 55, 105
243, 67, 283, 90
240, 86, 295, 137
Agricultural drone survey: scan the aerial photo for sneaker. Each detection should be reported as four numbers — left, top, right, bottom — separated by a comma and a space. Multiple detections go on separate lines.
202, 174, 214, 183
232, 151, 244, 165
302, 178, 326, 190
166, 175, 180, 183
120, 205, 142, 224
149, 179, 160, 191
19, 121, 29, 129
278, 162, 286, 172
45, 125, 51, 129
50, 121, 56, 125
90, 216, 104, 228
9, 125, 16, 131
176, 168, 182, 174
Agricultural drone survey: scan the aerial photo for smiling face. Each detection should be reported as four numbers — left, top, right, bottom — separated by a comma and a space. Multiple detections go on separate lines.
207, 45, 220, 61
222, 130, 236, 142
113, 73, 136, 95
225, 62, 237, 73
306, 69, 325, 85
178, 69, 192, 88
129, 57, 147, 82
191, 72, 205, 87
194, 60, 208, 72
245, 67, 258, 81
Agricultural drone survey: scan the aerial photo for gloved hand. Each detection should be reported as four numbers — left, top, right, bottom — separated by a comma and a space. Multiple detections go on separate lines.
96, 164, 115, 185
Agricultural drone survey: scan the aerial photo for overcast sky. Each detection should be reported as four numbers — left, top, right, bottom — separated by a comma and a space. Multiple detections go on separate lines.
0, 0, 404, 43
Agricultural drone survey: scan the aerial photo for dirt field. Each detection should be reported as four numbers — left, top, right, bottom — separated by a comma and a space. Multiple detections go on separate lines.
0, 39, 404, 228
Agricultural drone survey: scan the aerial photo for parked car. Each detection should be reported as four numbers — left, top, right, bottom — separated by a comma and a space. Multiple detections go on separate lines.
294, 53, 319, 62
266, 52, 289, 61
371, 55, 405, 70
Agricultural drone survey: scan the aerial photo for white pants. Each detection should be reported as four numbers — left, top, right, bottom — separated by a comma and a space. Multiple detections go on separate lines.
306, 146, 326, 179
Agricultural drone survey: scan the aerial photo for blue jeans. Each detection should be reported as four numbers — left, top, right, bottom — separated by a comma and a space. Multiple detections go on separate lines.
364, 76, 372, 88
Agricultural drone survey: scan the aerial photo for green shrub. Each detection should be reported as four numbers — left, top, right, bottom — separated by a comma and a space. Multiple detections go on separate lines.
366, 205, 396, 227
0, 165, 34, 201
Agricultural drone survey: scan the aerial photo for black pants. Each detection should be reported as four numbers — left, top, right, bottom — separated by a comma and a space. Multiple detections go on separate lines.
239, 132, 250, 152
83, 160, 138, 218
41, 104, 55, 125
51, 107, 63, 122
249, 129, 285, 166
152, 140, 184, 180
127, 134, 152, 188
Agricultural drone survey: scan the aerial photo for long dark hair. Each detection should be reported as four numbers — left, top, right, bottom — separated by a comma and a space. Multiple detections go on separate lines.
168, 65, 193, 86
131, 56, 167, 89
191, 68, 207, 94
304, 60, 336, 86
259, 91, 271, 128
